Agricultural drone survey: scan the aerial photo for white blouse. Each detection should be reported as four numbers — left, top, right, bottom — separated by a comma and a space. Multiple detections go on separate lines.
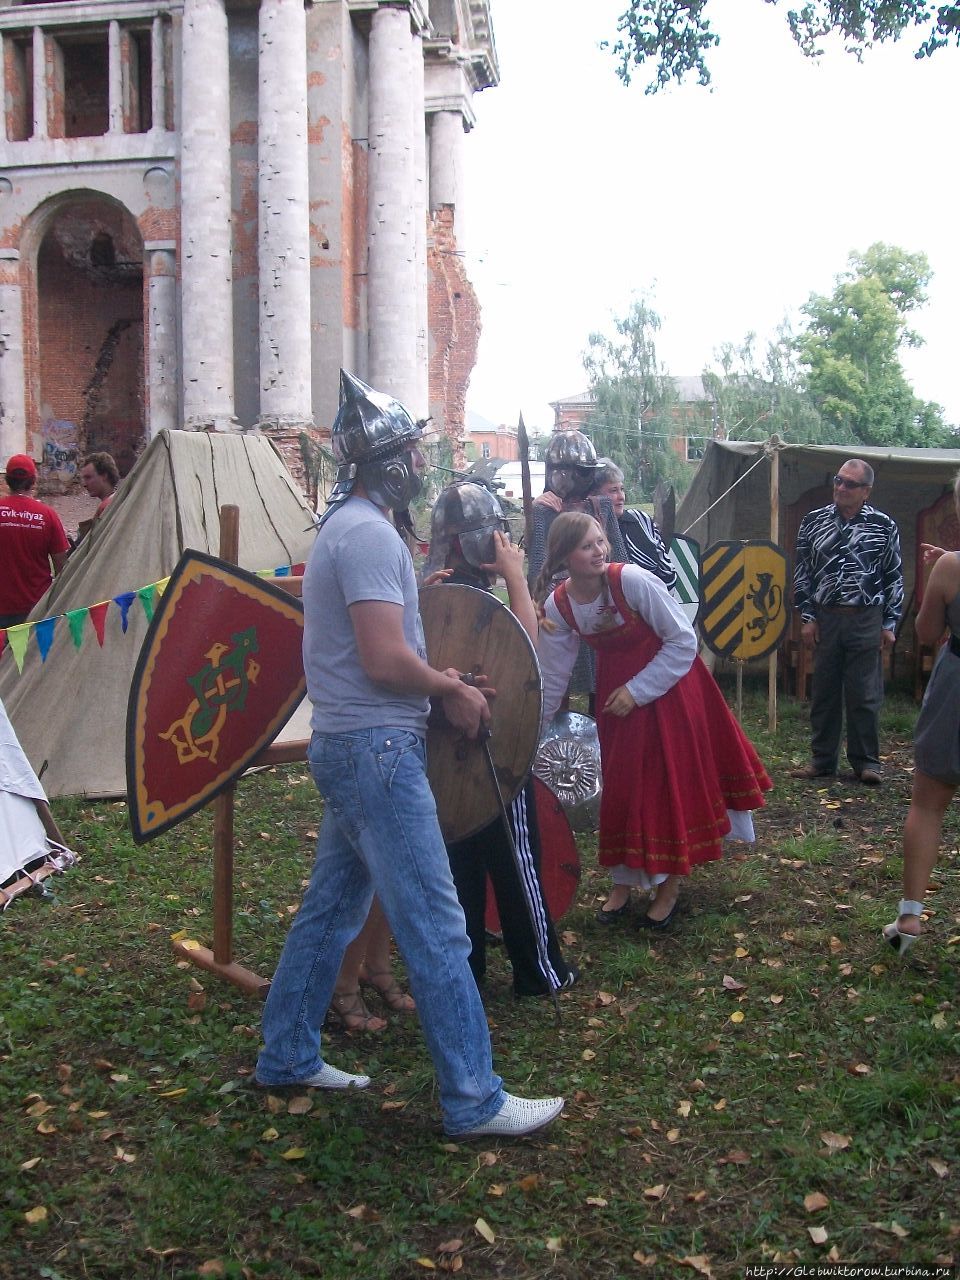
539, 564, 698, 726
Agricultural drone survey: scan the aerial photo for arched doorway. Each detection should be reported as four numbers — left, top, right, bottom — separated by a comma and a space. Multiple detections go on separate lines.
32, 195, 144, 485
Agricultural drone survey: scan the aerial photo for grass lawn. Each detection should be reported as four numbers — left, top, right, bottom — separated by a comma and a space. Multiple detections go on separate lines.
1, 675, 958, 1279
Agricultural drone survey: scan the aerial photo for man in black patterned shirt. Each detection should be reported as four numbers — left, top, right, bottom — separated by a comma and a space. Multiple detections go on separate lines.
791, 459, 903, 785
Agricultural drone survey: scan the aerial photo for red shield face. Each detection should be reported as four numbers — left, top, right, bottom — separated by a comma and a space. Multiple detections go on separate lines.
126, 552, 305, 842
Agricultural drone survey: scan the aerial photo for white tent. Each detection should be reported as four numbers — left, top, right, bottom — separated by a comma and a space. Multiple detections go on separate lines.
0, 430, 317, 798
0, 693, 77, 907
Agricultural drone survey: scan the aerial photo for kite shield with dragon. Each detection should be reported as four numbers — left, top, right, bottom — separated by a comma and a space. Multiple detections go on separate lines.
126, 551, 306, 843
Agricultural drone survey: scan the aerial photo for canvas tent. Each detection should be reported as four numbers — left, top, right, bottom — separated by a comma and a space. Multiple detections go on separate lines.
676, 438, 960, 652
0, 430, 318, 799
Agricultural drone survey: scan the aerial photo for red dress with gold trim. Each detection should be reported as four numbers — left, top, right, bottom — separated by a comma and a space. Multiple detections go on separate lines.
552, 565, 772, 876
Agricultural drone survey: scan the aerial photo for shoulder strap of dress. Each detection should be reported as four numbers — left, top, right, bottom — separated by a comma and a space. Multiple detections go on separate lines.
606, 563, 635, 619
552, 579, 578, 631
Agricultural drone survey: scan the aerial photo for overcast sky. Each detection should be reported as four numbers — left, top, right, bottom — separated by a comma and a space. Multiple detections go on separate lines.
462, 0, 958, 435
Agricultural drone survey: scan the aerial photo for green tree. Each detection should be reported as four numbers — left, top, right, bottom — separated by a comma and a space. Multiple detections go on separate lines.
605, 1, 960, 93
795, 242, 951, 446
582, 298, 693, 498
703, 327, 836, 444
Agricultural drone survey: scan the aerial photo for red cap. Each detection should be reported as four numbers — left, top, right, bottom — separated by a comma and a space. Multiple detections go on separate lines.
5, 453, 38, 479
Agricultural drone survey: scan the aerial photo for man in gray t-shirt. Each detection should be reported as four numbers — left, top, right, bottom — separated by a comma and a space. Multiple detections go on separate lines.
256, 371, 563, 1140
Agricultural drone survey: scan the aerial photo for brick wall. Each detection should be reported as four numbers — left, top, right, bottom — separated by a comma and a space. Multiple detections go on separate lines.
34, 201, 144, 479
427, 205, 480, 469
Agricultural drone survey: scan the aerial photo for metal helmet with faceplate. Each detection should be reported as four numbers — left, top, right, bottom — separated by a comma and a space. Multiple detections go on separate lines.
424, 481, 508, 577
321, 370, 425, 521
544, 430, 599, 500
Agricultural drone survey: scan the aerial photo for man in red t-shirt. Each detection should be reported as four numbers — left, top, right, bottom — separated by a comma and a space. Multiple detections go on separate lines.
0, 454, 70, 627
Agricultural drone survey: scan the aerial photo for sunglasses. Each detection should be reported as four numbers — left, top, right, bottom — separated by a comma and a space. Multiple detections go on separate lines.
833, 475, 867, 490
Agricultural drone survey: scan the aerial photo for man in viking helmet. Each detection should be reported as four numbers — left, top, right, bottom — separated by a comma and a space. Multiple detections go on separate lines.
256, 372, 564, 1140
423, 480, 579, 998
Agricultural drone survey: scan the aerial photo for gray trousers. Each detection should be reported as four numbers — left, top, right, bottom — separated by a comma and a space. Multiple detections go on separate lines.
809, 607, 884, 774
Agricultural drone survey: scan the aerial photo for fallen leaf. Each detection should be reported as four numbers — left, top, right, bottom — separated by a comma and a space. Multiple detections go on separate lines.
381, 1100, 406, 1112
437, 1239, 463, 1254
20, 1157, 42, 1171
478, 1151, 497, 1167
829, 937, 843, 954
713, 1098, 727, 1111
187, 992, 207, 1012
546, 1237, 563, 1252
281, 1147, 306, 1160
808, 1226, 829, 1244
929, 1158, 949, 1179
723, 1150, 750, 1164
265, 1094, 285, 1114
734, 947, 750, 958
729, 1011, 745, 1024
487, 1183, 505, 1197
518, 1173, 540, 1193
890, 1221, 909, 1239
36, 1121, 57, 1135
287, 1095, 313, 1116
804, 1192, 830, 1212
415, 1260, 436, 1270
769, 993, 784, 1005
197, 1263, 225, 1277
848, 1063, 872, 1076
633, 1252, 657, 1265
474, 1218, 495, 1244
581, 1049, 597, 1061
157, 1088, 188, 1099
820, 1131, 851, 1152
23, 1206, 48, 1225
677, 1100, 692, 1117
722, 975, 746, 992
25, 1101, 52, 1117
643, 1184, 667, 1201
260, 1127, 279, 1142
678, 1254, 714, 1278
666, 1128, 681, 1143
586, 1195, 608, 1207
932, 1012, 948, 1030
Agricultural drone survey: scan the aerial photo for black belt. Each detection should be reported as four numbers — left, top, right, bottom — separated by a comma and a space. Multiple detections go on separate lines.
950, 634, 960, 659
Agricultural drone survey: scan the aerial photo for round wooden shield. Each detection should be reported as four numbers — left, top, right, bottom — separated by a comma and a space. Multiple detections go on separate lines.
420, 583, 542, 842
485, 777, 581, 929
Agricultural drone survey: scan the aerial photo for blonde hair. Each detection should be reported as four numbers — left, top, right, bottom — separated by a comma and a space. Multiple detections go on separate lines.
533, 511, 609, 607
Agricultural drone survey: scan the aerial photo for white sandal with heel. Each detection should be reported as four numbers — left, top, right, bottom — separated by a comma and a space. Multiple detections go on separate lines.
882, 899, 924, 955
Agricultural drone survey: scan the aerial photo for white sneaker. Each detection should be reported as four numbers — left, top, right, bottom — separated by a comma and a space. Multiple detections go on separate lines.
449, 1092, 564, 1139
298, 1063, 371, 1090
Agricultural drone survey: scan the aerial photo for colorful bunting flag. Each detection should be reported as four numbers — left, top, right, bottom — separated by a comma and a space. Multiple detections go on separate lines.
67, 608, 87, 648
35, 617, 56, 662
6, 623, 30, 672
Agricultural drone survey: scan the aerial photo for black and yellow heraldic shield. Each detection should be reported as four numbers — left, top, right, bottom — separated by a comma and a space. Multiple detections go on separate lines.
700, 540, 788, 662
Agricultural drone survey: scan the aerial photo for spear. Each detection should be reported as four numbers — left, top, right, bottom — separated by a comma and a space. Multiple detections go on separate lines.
517, 411, 534, 552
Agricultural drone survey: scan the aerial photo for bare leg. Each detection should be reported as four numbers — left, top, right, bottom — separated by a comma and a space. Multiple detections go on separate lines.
896, 770, 955, 936
358, 896, 415, 1012
601, 884, 631, 913
329, 902, 388, 1032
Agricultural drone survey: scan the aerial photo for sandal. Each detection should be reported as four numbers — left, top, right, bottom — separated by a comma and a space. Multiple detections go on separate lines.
327, 990, 387, 1033
882, 899, 924, 957
360, 967, 416, 1014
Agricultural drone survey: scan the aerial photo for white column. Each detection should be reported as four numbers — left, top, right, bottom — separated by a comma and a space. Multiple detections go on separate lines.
0, 252, 26, 460
108, 20, 123, 134
146, 245, 178, 435
180, 0, 236, 430
0, 36, 6, 144
429, 109, 462, 211
411, 30, 428, 417
32, 27, 46, 139
367, 5, 417, 411
256, 0, 313, 432
150, 16, 165, 133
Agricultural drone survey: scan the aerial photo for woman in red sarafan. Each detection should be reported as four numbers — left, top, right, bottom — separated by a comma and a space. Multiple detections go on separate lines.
534, 512, 772, 931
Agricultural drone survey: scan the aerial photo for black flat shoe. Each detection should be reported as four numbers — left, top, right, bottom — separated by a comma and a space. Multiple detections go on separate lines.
596, 899, 631, 925
636, 897, 680, 931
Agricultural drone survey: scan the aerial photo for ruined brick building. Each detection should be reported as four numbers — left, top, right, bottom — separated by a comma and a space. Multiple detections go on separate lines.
0, 0, 497, 487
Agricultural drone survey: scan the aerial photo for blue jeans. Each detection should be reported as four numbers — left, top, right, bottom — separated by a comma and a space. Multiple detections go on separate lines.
256, 727, 504, 1134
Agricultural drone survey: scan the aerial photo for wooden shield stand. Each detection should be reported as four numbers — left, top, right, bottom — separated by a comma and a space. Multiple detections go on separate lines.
169, 506, 310, 998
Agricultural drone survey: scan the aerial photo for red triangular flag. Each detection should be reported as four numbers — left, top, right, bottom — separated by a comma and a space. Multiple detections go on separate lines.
89, 601, 109, 646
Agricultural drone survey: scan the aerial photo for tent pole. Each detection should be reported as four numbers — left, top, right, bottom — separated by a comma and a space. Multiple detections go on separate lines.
768, 444, 780, 733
